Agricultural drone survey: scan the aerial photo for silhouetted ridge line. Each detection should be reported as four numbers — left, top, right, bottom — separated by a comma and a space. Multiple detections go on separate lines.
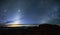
0, 24, 60, 35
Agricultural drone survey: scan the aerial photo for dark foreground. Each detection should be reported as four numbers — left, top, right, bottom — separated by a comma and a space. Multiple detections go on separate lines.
0, 24, 60, 35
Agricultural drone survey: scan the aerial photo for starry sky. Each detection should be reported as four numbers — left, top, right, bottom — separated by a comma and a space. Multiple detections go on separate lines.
0, 0, 60, 24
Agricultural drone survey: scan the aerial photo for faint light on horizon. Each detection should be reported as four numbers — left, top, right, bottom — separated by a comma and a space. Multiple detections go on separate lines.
40, 17, 51, 24
6, 20, 21, 27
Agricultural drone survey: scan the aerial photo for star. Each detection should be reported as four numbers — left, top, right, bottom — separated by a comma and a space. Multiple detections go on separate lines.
4, 9, 7, 12
18, 9, 21, 12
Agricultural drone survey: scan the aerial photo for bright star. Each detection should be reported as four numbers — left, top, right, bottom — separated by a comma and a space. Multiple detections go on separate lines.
18, 9, 21, 12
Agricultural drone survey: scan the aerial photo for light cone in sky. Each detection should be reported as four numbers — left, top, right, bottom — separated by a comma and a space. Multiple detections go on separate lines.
6, 9, 22, 27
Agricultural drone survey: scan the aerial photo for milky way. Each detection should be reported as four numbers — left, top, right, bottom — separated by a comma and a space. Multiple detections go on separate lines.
0, 0, 60, 24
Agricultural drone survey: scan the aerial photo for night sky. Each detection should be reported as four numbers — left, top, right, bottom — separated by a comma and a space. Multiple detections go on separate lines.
0, 0, 60, 24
